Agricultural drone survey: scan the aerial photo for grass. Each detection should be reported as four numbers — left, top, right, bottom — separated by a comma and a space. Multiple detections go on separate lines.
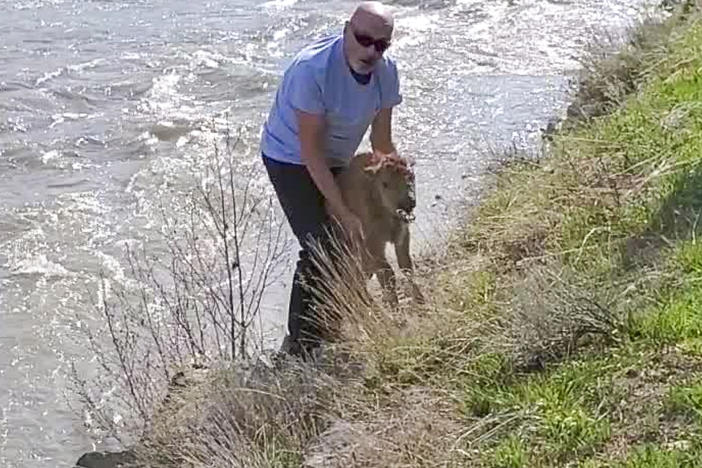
120, 3, 702, 467
616, 445, 702, 468
471, 359, 616, 463
667, 380, 702, 421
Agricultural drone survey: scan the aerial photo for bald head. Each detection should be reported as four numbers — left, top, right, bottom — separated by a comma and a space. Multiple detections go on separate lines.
350, 2, 394, 31
344, 2, 395, 74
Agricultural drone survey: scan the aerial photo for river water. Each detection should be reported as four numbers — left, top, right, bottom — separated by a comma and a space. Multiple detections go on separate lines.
0, 0, 659, 465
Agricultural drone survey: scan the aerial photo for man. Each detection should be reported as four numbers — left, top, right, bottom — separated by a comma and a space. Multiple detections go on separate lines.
261, 1, 402, 357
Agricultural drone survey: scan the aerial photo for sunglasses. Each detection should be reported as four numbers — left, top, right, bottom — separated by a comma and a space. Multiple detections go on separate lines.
351, 27, 391, 53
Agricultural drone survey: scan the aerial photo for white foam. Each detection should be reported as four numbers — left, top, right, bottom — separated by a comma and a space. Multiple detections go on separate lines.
151, 73, 181, 100
67, 58, 106, 73
40, 150, 61, 164
49, 112, 90, 129
191, 50, 224, 69
394, 13, 439, 49
138, 131, 159, 147
139, 72, 203, 123
397, 13, 438, 31
61, 112, 88, 120
261, 0, 297, 9
121, 52, 144, 61
95, 252, 125, 282
10, 255, 71, 277
273, 29, 288, 41
35, 68, 64, 87
58, 191, 108, 216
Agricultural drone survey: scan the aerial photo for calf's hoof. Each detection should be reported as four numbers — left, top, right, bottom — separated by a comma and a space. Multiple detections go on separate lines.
411, 284, 426, 305
381, 290, 399, 309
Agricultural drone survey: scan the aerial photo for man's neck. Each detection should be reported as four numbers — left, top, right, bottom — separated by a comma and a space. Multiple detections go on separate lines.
349, 65, 372, 85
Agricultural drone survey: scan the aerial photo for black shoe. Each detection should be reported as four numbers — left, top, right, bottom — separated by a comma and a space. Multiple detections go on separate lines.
278, 335, 323, 363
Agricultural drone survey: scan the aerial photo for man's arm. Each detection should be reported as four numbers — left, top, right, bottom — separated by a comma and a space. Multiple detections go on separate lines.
297, 110, 363, 239
370, 107, 397, 155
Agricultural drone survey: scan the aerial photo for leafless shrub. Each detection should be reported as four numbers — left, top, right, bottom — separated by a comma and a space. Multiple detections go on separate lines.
504, 262, 625, 370
71, 128, 291, 447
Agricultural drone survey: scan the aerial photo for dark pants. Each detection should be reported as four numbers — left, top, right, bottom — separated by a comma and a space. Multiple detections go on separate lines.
262, 155, 342, 355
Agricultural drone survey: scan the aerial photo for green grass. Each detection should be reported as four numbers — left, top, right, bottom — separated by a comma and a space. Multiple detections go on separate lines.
487, 435, 529, 468
472, 357, 631, 466
631, 283, 702, 345
616, 444, 702, 468
667, 380, 702, 421
469, 12, 702, 462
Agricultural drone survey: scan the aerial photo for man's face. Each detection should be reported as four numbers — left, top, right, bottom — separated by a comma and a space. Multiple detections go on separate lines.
344, 18, 392, 74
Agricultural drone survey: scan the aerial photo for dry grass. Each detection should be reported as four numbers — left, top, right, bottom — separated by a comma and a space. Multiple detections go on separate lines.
566, 1, 694, 122
304, 387, 464, 468
129, 360, 348, 467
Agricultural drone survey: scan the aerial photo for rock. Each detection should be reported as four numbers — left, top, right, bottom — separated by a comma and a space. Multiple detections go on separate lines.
74, 365, 211, 468
303, 419, 368, 468
75, 450, 136, 468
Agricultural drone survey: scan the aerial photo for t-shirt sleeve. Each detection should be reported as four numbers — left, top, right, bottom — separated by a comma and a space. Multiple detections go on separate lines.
286, 62, 325, 115
379, 58, 402, 109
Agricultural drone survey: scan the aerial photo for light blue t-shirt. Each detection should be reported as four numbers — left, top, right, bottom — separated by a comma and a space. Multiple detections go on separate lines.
261, 34, 402, 168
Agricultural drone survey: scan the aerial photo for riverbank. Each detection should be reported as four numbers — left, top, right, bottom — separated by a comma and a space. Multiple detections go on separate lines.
86, 2, 702, 467
372, 3, 702, 465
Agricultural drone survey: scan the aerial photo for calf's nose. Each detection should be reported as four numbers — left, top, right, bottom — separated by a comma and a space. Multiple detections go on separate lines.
400, 195, 416, 213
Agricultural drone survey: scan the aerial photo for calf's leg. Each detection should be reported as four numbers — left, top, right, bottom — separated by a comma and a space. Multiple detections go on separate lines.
366, 240, 398, 308
394, 225, 425, 304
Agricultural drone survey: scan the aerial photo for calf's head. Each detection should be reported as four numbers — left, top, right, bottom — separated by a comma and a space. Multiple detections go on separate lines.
364, 153, 417, 222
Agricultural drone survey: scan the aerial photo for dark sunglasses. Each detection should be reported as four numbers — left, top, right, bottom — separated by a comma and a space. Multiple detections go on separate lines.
351, 28, 391, 53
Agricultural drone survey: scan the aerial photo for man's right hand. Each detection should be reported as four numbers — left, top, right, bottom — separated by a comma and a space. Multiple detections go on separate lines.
297, 109, 365, 244
338, 210, 365, 243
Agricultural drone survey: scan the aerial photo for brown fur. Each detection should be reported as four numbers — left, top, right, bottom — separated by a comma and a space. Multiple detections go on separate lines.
333, 152, 424, 306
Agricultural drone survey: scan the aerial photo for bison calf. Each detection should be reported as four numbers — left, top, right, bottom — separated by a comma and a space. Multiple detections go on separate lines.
331, 151, 424, 307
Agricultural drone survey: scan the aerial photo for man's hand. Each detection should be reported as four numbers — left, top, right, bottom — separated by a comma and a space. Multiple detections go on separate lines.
326, 202, 364, 242
338, 210, 365, 243
297, 110, 357, 234
372, 148, 398, 160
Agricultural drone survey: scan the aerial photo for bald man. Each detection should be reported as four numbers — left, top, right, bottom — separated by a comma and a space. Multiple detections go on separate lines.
261, 2, 402, 358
